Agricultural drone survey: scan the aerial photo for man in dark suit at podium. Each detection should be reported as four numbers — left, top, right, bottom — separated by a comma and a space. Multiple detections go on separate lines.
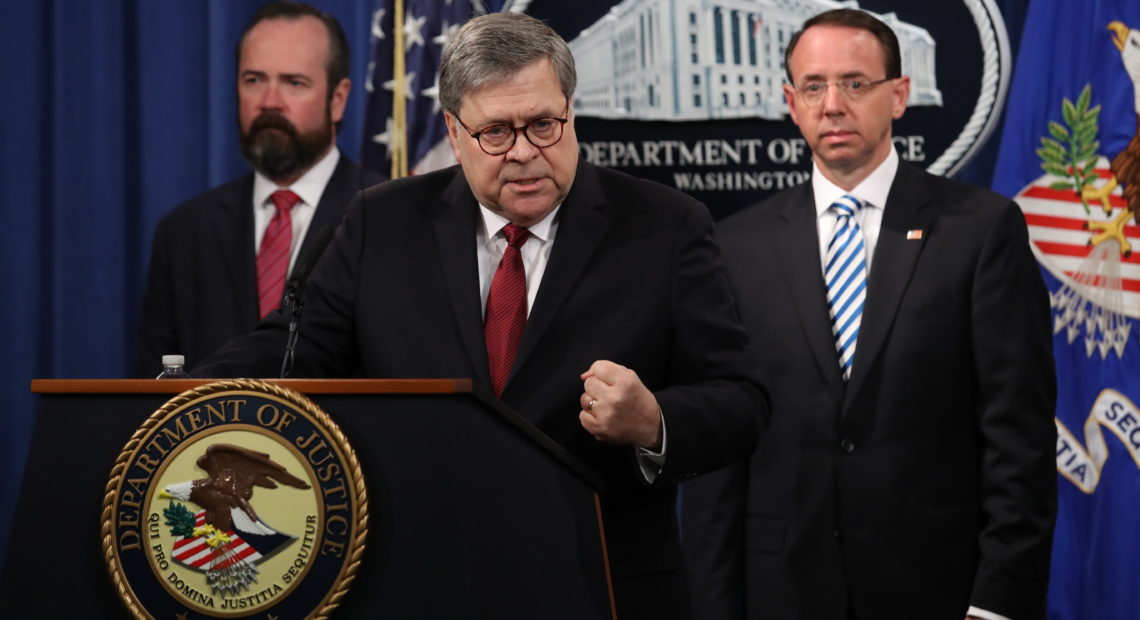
136, 1, 381, 376
681, 9, 1057, 620
199, 12, 766, 618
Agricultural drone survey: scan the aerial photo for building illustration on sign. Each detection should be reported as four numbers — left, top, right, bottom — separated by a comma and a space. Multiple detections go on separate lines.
569, 0, 942, 121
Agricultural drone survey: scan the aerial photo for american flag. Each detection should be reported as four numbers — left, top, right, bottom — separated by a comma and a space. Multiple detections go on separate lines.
361, 0, 491, 179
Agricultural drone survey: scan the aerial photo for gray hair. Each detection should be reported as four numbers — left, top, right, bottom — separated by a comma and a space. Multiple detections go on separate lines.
439, 13, 576, 116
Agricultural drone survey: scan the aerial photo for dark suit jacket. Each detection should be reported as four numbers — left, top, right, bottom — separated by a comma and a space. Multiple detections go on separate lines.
682, 162, 1057, 620
136, 152, 383, 376
198, 160, 768, 617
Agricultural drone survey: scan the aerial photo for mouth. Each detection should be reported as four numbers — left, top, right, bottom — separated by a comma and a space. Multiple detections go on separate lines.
505, 177, 546, 191
252, 124, 293, 137
249, 113, 297, 137
820, 130, 858, 145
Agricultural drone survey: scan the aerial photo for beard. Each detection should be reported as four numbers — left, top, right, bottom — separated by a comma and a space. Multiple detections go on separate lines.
239, 110, 333, 182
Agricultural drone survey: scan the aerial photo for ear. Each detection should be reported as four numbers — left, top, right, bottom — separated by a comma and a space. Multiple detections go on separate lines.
444, 112, 462, 162
891, 76, 910, 120
783, 83, 800, 126
329, 78, 351, 124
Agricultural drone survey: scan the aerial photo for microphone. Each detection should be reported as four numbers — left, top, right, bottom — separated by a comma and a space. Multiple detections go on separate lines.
280, 226, 336, 378
283, 226, 336, 307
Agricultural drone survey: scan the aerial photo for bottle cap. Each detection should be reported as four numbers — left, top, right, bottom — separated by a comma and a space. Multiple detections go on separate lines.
162, 355, 185, 366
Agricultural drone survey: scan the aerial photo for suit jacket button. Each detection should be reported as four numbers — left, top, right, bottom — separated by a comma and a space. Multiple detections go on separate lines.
833, 525, 844, 539
839, 438, 855, 454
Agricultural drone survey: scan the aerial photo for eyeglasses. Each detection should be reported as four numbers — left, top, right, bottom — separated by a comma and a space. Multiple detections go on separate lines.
454, 111, 569, 156
793, 77, 895, 104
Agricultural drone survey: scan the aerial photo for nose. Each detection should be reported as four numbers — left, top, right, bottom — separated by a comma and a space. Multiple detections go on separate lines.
503, 128, 540, 162
259, 80, 285, 110
821, 84, 846, 115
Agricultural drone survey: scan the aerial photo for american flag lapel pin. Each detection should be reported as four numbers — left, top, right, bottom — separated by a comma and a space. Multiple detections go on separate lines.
906, 229, 924, 240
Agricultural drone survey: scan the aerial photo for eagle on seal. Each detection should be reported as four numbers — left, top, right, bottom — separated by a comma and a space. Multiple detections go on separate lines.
162, 443, 310, 537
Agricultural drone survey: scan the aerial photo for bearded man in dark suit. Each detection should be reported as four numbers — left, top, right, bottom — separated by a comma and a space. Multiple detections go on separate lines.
682, 9, 1057, 620
136, 1, 381, 376
198, 11, 766, 618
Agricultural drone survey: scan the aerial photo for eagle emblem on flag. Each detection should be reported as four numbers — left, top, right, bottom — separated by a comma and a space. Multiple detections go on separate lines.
961, 1, 1140, 615
1019, 21, 1140, 360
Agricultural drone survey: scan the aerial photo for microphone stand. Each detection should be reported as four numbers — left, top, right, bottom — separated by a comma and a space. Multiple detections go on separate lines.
277, 226, 335, 379
280, 281, 304, 379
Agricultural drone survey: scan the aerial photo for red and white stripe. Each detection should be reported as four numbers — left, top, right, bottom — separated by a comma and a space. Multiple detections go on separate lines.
1016, 161, 1140, 316
171, 511, 262, 571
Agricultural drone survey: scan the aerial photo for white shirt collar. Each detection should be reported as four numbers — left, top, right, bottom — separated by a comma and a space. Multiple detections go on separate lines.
811, 146, 899, 215
252, 147, 340, 209
477, 203, 561, 246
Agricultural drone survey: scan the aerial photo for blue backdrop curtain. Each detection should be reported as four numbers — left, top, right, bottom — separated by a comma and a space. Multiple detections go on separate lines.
0, 0, 1023, 564
0, 0, 378, 562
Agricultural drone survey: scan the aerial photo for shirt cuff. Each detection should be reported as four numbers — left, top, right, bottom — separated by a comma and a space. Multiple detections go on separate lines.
634, 409, 667, 483
967, 606, 1012, 620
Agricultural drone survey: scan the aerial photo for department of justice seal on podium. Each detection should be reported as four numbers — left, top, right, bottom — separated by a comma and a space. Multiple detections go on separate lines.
101, 380, 368, 619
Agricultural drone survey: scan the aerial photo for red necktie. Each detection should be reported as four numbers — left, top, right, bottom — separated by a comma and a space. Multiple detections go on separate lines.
256, 189, 300, 319
484, 223, 531, 397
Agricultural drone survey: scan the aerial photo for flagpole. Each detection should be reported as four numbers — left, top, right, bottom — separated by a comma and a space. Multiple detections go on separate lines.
392, 0, 408, 178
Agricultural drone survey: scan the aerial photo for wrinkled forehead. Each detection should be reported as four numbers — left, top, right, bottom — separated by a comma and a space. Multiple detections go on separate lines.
458, 60, 568, 124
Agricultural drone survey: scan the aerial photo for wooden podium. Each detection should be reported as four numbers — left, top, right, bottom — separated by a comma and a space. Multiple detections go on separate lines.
0, 379, 615, 619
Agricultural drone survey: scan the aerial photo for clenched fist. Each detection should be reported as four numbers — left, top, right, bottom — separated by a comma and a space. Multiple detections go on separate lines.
579, 360, 663, 450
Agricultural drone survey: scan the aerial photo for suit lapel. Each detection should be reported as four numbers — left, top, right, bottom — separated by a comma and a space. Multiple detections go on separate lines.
212, 174, 258, 327
432, 171, 492, 388
843, 163, 934, 412
298, 151, 363, 259
508, 162, 608, 389
771, 183, 846, 398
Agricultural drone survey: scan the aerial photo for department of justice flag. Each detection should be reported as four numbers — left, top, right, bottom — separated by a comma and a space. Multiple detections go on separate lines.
992, 1, 1140, 618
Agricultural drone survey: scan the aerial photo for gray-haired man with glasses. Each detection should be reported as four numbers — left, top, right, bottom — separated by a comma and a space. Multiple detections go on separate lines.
683, 7, 1055, 620
199, 11, 766, 618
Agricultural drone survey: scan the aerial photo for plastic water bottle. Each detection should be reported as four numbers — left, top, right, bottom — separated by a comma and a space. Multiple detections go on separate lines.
156, 354, 192, 379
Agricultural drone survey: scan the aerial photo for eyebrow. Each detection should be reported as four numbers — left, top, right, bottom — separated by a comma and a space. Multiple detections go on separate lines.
799, 70, 875, 82
477, 114, 556, 127
239, 70, 312, 83
474, 105, 566, 127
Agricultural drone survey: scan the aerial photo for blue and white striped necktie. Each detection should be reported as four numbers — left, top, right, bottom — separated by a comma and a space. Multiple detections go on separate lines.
825, 195, 867, 380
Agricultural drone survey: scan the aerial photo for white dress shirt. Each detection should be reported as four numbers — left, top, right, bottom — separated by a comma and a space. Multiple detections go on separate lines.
812, 147, 895, 275
809, 148, 1009, 620
251, 147, 340, 275
475, 204, 560, 315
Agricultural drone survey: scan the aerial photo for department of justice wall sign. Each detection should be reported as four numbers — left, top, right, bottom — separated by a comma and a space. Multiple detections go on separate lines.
521, 0, 1012, 218
101, 380, 367, 619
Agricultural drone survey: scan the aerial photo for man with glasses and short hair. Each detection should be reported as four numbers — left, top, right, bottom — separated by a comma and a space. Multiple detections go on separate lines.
198, 12, 766, 617
683, 8, 1056, 620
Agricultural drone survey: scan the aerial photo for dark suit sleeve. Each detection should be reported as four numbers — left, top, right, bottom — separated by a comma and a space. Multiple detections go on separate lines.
653, 203, 769, 482
680, 459, 748, 620
194, 191, 370, 378
136, 217, 178, 378
968, 200, 1057, 618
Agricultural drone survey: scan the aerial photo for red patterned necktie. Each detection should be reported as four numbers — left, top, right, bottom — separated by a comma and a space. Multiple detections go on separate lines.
484, 223, 531, 397
256, 189, 300, 319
